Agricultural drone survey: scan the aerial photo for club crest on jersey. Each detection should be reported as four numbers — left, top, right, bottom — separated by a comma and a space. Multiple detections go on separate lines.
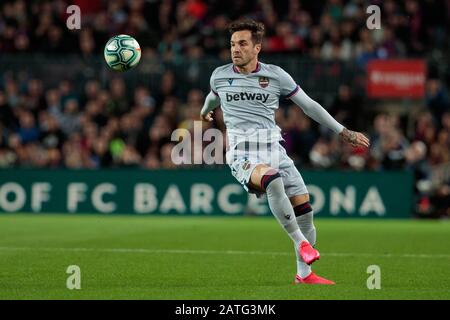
242, 160, 251, 170
259, 77, 269, 88
228, 78, 234, 85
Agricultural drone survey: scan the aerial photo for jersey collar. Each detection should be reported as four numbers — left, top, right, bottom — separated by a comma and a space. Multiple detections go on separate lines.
232, 61, 261, 74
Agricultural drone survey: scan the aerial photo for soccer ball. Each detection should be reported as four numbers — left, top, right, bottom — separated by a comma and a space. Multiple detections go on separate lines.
104, 35, 141, 72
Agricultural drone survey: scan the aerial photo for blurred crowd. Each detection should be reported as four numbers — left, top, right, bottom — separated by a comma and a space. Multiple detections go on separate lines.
1, 0, 450, 217
2, 70, 448, 170
1, 73, 449, 215
0, 0, 449, 64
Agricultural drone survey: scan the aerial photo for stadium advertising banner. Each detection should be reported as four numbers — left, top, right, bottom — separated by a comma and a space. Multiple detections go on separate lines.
0, 169, 413, 218
367, 59, 426, 98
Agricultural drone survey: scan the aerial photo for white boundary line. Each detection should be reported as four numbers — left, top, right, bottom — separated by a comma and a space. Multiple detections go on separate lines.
0, 246, 449, 258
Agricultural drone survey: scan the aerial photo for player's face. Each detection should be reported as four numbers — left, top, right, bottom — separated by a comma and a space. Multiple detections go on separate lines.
230, 30, 261, 67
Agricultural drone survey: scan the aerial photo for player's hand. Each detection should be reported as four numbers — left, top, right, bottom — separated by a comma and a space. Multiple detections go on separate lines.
339, 128, 370, 148
200, 111, 214, 122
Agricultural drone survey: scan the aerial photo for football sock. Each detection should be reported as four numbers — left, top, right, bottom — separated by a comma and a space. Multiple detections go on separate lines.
293, 203, 316, 278
294, 204, 316, 246
295, 243, 312, 278
263, 172, 307, 245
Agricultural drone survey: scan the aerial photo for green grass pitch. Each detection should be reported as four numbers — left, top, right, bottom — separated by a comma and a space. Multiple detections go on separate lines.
0, 214, 449, 300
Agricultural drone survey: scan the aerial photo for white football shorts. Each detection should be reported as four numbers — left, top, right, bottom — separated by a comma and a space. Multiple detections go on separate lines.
226, 141, 308, 197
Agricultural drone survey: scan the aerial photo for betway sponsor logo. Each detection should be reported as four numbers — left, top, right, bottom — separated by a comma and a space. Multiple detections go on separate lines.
226, 92, 269, 103
370, 71, 425, 89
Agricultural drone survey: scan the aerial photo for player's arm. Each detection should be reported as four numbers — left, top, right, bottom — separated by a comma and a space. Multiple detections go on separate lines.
201, 69, 221, 122
200, 91, 220, 122
289, 88, 370, 148
278, 66, 369, 148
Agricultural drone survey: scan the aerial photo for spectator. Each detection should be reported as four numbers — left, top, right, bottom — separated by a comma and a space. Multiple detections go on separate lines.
329, 84, 363, 130
426, 78, 450, 123
50, 98, 81, 136
16, 111, 39, 144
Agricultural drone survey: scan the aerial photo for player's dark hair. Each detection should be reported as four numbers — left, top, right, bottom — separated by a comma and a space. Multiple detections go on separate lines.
228, 19, 265, 44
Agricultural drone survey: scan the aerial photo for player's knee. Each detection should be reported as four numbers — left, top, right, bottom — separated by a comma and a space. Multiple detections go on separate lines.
260, 169, 282, 191
293, 200, 313, 217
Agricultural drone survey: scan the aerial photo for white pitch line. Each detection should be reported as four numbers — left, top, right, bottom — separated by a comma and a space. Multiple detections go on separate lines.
0, 246, 450, 259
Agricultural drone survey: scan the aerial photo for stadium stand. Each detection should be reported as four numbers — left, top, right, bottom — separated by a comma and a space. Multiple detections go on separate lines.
0, 0, 449, 217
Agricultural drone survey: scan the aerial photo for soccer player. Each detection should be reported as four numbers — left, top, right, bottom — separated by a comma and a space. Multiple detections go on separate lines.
200, 20, 370, 285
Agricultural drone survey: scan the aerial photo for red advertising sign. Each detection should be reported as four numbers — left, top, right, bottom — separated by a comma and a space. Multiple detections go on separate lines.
367, 60, 426, 98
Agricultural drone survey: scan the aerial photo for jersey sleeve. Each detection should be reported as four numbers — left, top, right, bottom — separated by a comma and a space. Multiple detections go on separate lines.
290, 86, 344, 133
210, 68, 219, 96
277, 66, 299, 98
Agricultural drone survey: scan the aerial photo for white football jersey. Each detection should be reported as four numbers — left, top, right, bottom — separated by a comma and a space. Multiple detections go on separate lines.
209, 61, 300, 148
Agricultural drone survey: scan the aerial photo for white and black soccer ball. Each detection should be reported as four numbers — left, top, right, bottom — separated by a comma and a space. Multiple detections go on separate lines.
104, 35, 141, 72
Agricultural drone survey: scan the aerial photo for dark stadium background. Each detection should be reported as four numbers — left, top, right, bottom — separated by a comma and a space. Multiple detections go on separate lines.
1, 0, 449, 217
0, 0, 450, 302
